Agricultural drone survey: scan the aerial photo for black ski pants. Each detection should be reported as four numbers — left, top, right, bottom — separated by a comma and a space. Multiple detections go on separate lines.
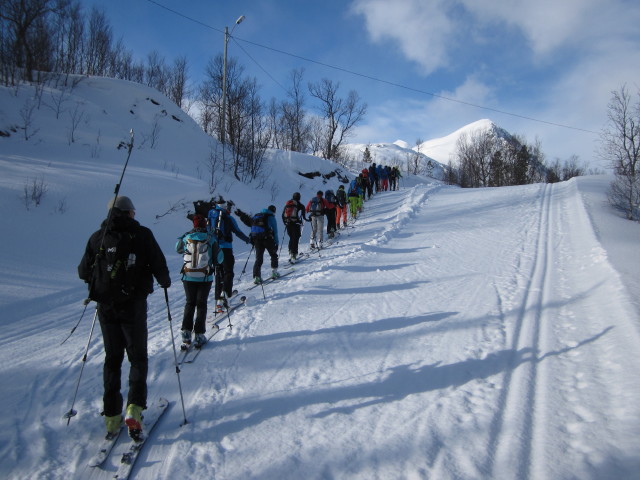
326, 209, 337, 234
98, 298, 148, 417
181, 280, 212, 334
286, 222, 302, 256
253, 236, 279, 278
214, 248, 236, 300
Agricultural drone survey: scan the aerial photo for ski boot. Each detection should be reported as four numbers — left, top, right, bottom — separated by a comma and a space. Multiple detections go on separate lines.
194, 333, 207, 349
124, 404, 144, 441
180, 330, 191, 350
104, 414, 122, 438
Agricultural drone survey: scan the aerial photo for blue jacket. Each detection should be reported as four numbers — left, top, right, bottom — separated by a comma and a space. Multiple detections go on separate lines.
207, 205, 250, 249
176, 228, 222, 282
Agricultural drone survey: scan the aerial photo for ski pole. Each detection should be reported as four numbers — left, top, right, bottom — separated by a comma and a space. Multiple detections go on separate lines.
259, 278, 266, 301
239, 244, 254, 280
86, 130, 134, 304
64, 306, 99, 425
223, 291, 234, 329
163, 288, 188, 426
278, 229, 286, 256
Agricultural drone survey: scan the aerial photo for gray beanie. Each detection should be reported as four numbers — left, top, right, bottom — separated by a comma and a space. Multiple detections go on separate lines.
107, 195, 135, 212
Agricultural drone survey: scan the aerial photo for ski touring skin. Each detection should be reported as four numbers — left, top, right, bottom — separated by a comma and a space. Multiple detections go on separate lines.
113, 397, 169, 479
247, 269, 294, 290
87, 427, 124, 467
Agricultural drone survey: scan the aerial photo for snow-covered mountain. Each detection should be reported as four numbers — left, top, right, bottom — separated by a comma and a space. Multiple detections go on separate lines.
1, 76, 639, 480
417, 118, 512, 164
344, 118, 515, 180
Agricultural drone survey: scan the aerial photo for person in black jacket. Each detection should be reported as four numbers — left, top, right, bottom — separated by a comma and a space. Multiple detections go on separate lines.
78, 195, 171, 440
282, 192, 308, 263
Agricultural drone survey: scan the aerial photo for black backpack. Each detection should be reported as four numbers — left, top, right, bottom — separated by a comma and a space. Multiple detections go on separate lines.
90, 229, 137, 304
210, 209, 234, 243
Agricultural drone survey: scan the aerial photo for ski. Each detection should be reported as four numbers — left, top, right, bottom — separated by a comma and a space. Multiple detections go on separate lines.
87, 427, 124, 467
113, 397, 169, 480
285, 252, 309, 268
208, 295, 247, 325
184, 297, 246, 364
247, 269, 294, 290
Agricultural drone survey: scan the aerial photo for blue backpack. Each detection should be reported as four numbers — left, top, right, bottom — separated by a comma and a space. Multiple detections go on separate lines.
309, 197, 323, 216
250, 212, 272, 239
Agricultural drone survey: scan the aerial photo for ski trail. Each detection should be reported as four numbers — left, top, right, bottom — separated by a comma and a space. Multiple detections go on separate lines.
488, 183, 555, 479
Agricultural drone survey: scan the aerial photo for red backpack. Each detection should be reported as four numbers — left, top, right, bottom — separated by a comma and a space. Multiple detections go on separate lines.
283, 200, 297, 223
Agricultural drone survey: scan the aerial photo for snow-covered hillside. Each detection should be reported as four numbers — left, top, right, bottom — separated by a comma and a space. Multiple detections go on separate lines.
1, 77, 639, 480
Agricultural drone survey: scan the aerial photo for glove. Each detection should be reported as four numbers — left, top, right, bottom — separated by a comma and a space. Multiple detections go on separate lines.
159, 278, 171, 289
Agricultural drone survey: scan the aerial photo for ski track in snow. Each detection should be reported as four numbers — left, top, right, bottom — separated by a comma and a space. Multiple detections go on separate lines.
3, 181, 640, 479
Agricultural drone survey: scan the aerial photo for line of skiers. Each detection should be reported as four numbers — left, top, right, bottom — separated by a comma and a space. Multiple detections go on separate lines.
77, 163, 400, 440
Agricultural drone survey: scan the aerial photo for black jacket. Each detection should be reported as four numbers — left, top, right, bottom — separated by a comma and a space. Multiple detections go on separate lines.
78, 214, 171, 301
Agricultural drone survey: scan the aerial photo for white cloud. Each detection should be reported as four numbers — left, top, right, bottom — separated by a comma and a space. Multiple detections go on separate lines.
351, 0, 640, 67
350, 0, 454, 74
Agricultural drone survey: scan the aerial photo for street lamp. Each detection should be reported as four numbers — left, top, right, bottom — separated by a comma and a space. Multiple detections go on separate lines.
221, 15, 245, 146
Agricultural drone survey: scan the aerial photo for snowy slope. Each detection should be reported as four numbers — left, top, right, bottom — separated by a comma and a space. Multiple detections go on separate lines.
1, 78, 639, 480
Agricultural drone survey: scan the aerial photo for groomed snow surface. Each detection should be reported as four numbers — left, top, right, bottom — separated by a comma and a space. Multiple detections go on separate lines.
1, 77, 639, 479
1, 179, 639, 479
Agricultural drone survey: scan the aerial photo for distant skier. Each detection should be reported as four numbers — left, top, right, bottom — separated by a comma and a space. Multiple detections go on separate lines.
335, 185, 348, 229
250, 205, 280, 284
306, 191, 330, 248
324, 189, 337, 238
282, 192, 308, 262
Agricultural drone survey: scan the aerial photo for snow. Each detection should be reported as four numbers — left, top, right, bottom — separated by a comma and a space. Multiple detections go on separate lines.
1, 77, 639, 480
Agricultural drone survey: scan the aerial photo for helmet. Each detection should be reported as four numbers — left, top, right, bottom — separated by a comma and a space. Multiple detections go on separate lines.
292, 192, 301, 201
107, 195, 135, 212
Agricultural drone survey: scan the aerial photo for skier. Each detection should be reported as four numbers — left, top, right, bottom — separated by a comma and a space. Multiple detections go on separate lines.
175, 214, 220, 349
282, 192, 308, 262
207, 197, 250, 312
250, 205, 280, 284
348, 179, 362, 220
392, 166, 402, 190
380, 166, 390, 191
335, 185, 348, 229
78, 196, 171, 439
324, 189, 337, 238
306, 191, 331, 248
369, 163, 379, 193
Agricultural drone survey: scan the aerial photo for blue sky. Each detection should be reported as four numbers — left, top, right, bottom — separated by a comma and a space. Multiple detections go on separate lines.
84, 0, 640, 170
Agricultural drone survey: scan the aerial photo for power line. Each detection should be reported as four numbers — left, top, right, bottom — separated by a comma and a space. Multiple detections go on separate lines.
144, 0, 598, 135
